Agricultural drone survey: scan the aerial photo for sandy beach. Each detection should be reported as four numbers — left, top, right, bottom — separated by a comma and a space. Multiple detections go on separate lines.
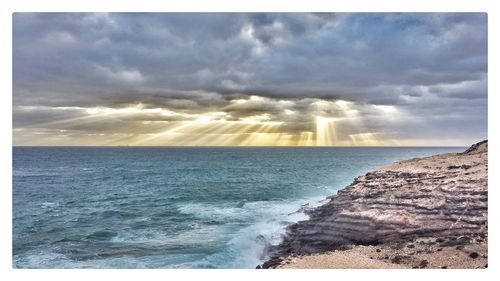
261, 140, 488, 269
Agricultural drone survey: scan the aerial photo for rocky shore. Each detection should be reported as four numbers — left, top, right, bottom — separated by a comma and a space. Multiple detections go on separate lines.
260, 140, 488, 269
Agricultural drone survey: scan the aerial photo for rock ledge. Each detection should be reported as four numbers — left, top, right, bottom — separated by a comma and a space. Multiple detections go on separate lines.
261, 140, 488, 269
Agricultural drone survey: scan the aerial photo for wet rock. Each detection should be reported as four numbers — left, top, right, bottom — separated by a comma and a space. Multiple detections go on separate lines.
261, 257, 284, 269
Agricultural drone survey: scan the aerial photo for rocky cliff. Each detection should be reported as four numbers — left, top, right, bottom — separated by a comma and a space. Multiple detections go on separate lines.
261, 140, 488, 269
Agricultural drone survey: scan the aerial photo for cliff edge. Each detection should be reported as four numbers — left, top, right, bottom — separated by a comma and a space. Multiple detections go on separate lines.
261, 140, 488, 269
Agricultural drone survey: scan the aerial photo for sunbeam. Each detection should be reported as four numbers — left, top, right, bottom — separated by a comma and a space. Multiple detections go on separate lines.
315, 116, 338, 146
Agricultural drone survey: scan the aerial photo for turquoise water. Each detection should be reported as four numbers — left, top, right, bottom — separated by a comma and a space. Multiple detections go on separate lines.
13, 147, 464, 268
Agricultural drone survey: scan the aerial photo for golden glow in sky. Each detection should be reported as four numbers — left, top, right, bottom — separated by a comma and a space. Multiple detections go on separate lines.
13, 94, 479, 146
13, 96, 431, 146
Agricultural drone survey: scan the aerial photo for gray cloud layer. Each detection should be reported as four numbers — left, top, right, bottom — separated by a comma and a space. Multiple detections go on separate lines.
13, 13, 487, 145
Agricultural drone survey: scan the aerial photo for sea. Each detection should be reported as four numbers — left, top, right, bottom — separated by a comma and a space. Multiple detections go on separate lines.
12, 146, 464, 268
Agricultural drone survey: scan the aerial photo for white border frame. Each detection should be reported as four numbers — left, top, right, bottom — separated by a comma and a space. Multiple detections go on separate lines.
1, 1, 496, 281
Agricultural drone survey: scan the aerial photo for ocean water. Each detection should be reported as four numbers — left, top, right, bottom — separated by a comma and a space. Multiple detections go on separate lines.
13, 146, 464, 268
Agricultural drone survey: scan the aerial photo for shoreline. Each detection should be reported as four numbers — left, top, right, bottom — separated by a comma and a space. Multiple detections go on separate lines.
259, 140, 488, 269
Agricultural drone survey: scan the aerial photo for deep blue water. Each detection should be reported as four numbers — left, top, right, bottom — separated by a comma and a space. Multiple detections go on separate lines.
12, 146, 464, 268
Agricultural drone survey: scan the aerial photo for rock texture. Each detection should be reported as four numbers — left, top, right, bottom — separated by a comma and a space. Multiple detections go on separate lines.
261, 140, 488, 269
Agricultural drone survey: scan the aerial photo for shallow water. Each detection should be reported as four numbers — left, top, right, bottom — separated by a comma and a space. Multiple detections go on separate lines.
12, 146, 464, 268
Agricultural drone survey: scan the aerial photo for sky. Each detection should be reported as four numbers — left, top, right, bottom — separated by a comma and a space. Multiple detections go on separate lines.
13, 13, 487, 146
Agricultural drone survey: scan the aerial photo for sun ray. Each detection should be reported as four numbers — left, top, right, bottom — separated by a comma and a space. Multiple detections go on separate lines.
128, 121, 196, 146
315, 116, 338, 146
239, 123, 282, 146
349, 132, 383, 146
298, 131, 314, 146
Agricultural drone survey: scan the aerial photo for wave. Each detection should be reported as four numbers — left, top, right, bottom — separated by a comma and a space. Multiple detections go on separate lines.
175, 196, 327, 268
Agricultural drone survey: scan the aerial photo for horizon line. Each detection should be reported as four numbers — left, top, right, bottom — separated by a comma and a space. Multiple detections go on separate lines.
12, 145, 469, 148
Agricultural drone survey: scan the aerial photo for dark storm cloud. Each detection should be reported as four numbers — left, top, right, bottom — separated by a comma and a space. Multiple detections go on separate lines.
13, 13, 487, 144
13, 13, 487, 103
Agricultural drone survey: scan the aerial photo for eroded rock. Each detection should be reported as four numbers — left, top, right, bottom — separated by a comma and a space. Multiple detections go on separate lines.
261, 140, 488, 268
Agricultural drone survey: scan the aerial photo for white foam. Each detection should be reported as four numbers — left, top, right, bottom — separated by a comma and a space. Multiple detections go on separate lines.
40, 202, 58, 209
184, 195, 329, 268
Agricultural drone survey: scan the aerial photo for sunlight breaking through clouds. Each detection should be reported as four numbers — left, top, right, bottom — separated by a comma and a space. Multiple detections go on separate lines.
12, 13, 487, 146
315, 116, 338, 146
13, 96, 411, 146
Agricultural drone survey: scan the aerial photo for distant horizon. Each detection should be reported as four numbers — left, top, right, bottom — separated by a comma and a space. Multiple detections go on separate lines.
13, 13, 487, 146
12, 144, 473, 148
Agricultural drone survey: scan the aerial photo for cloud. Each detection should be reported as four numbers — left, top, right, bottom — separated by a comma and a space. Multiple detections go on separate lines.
43, 31, 78, 46
12, 13, 488, 145
94, 64, 145, 84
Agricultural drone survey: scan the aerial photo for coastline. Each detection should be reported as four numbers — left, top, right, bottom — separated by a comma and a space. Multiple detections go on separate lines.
260, 140, 488, 269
